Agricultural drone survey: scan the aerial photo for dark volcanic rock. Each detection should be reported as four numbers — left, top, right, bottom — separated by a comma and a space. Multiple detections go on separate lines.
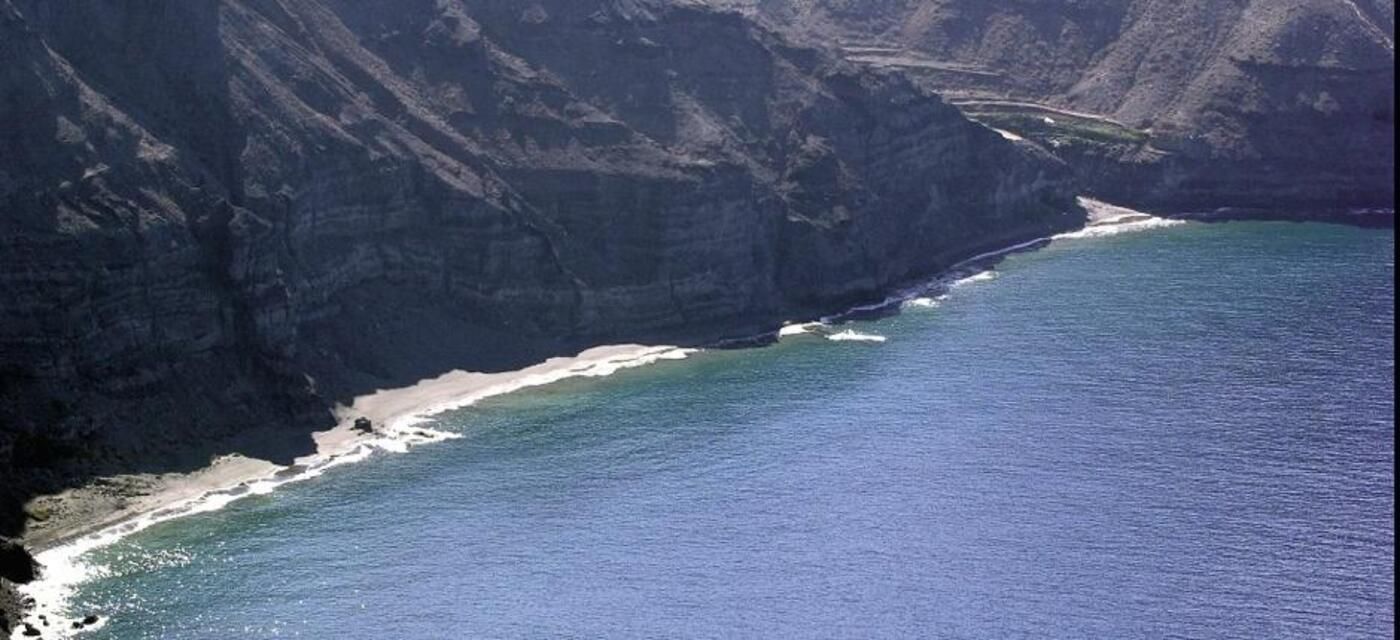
0, 540, 36, 584
718, 0, 1396, 211
0, 579, 22, 634
0, 0, 1079, 550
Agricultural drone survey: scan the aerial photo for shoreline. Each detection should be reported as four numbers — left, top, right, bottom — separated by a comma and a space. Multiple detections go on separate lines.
6, 197, 1197, 636
9, 344, 694, 638
23, 197, 1151, 547
21, 344, 693, 557
10, 199, 1377, 558
1171, 206, 1395, 229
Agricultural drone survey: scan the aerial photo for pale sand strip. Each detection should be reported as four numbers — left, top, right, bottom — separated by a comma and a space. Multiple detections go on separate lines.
14, 198, 1185, 636
27, 344, 678, 553
16, 344, 689, 637
21, 200, 1149, 555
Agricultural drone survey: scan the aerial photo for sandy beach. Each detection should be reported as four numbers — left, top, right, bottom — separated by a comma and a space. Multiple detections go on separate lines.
10, 342, 698, 637
8, 199, 1188, 639
18, 199, 1161, 558
20, 344, 688, 556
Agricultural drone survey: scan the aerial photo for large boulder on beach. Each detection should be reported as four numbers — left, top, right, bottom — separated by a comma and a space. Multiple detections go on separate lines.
353, 418, 374, 434
0, 540, 37, 584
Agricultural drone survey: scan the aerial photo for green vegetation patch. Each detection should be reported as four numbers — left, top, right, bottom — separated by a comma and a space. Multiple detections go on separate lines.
965, 108, 1150, 146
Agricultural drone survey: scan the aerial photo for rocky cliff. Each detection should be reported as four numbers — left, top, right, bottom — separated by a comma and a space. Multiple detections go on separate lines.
0, 0, 1079, 607
717, 0, 1396, 211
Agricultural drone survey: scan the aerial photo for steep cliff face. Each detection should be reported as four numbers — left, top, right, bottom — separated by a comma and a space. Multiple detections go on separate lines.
0, 0, 1078, 553
719, 0, 1396, 211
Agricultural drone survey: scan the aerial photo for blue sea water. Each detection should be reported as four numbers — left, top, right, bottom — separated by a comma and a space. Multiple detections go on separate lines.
62, 221, 1395, 638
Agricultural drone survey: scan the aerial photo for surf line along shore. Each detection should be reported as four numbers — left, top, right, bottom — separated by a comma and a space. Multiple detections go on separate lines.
17, 198, 1166, 559
7, 197, 1182, 637
10, 343, 696, 637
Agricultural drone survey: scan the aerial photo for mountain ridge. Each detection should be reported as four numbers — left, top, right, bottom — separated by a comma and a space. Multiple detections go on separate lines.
713, 0, 1396, 209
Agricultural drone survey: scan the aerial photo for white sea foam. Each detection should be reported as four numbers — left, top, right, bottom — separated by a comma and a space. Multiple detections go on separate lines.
11, 421, 447, 639
950, 271, 998, 287
13, 446, 379, 638
1058, 197, 1188, 240
947, 237, 1050, 272
381, 347, 696, 429
847, 299, 898, 314
826, 330, 888, 343
12, 345, 696, 639
903, 296, 946, 309
817, 284, 936, 324
777, 323, 823, 338
12, 195, 1193, 637
1054, 216, 1186, 239
820, 293, 906, 323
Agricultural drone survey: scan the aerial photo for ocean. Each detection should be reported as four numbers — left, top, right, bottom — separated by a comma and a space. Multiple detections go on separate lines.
30, 220, 1398, 638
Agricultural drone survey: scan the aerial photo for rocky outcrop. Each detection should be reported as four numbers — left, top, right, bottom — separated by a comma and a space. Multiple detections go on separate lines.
0, 0, 1079, 599
0, 540, 34, 632
718, 0, 1396, 212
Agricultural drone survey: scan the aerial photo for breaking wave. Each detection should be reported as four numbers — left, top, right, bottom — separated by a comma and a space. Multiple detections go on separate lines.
826, 330, 888, 343
13, 196, 1194, 637
903, 296, 946, 309
13, 346, 696, 638
1054, 216, 1187, 239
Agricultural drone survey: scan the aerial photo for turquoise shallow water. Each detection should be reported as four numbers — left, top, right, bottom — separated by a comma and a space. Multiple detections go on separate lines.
65, 221, 1394, 638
